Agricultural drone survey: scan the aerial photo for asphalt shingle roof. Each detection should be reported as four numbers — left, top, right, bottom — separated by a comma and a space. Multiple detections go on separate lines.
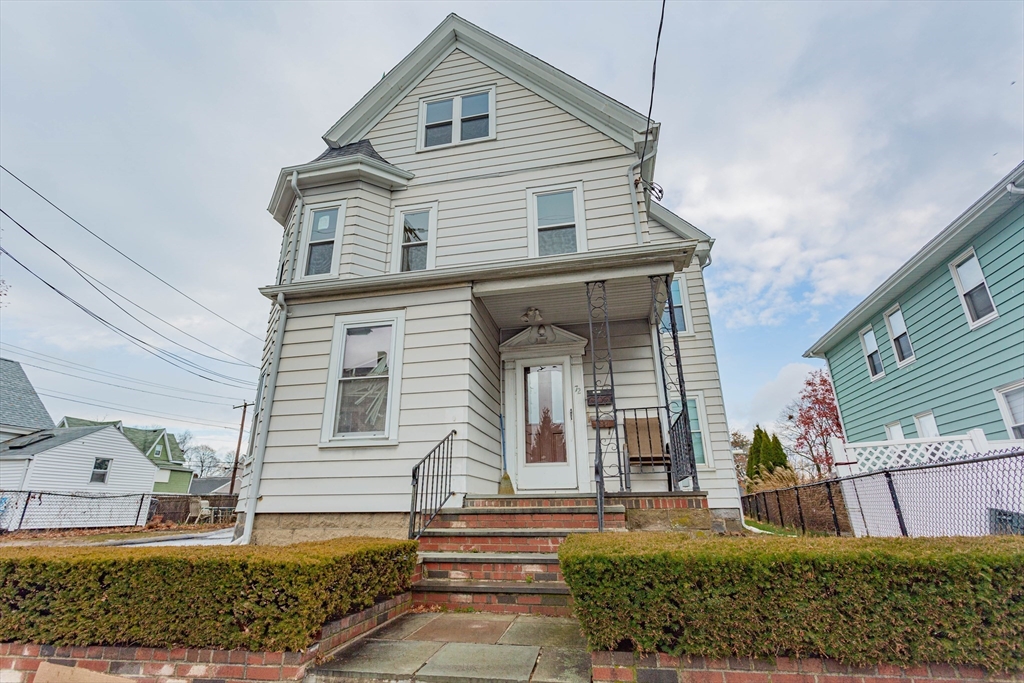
0, 358, 55, 432
311, 139, 392, 165
0, 426, 105, 457
189, 476, 231, 495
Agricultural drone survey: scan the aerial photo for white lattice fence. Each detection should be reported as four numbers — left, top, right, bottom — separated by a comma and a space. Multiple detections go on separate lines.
833, 430, 992, 474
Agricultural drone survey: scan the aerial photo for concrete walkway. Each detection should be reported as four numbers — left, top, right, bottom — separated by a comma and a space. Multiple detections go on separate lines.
311, 612, 591, 683
108, 528, 234, 546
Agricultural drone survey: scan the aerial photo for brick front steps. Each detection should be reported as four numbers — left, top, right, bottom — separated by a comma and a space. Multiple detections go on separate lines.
420, 552, 563, 582
416, 528, 596, 553
412, 579, 574, 616
430, 505, 627, 529
0, 593, 411, 683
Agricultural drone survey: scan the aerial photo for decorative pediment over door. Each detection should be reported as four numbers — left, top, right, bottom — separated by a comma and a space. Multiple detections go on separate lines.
499, 323, 589, 361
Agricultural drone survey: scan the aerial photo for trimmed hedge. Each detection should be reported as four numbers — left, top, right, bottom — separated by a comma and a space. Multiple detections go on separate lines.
559, 534, 1024, 671
0, 536, 416, 651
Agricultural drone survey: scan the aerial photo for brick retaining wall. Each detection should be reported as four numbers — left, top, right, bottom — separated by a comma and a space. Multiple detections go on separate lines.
591, 652, 1022, 683
0, 593, 411, 683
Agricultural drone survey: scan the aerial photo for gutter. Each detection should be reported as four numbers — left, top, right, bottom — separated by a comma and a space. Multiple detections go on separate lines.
235, 293, 289, 545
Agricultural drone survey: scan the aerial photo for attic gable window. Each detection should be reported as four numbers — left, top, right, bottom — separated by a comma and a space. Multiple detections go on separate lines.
418, 86, 496, 151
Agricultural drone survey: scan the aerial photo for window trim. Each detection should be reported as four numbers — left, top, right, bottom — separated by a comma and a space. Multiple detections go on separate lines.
319, 310, 406, 448
416, 85, 497, 152
297, 200, 347, 282
390, 202, 438, 274
684, 391, 713, 469
883, 304, 915, 368
913, 411, 940, 438
859, 325, 885, 381
993, 380, 1024, 440
90, 457, 112, 484
661, 273, 695, 337
949, 247, 998, 330
526, 182, 588, 258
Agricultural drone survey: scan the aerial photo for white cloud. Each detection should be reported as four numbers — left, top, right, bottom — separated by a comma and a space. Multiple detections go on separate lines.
730, 362, 817, 435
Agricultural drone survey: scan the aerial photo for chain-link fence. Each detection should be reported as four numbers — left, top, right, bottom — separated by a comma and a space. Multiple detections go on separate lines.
742, 449, 1023, 537
0, 490, 155, 532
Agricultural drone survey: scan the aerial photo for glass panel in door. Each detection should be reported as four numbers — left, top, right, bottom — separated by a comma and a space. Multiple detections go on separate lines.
524, 365, 566, 464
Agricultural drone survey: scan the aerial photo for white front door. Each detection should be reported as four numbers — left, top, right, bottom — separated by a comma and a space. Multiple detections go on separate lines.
516, 357, 579, 491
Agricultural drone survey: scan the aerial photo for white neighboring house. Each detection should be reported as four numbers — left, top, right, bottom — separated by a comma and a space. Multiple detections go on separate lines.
0, 358, 55, 442
0, 425, 159, 530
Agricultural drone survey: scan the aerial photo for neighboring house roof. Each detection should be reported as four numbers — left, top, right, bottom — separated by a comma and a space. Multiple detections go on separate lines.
58, 416, 192, 472
189, 476, 231, 495
0, 426, 104, 458
57, 416, 122, 429
312, 139, 392, 165
0, 358, 55, 432
123, 427, 163, 456
805, 161, 1024, 358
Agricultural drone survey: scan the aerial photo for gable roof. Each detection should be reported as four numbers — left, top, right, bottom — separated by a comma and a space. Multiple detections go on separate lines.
648, 203, 715, 265
805, 161, 1024, 359
189, 476, 231, 495
321, 14, 656, 157
0, 358, 55, 432
123, 427, 163, 456
0, 426, 104, 457
58, 416, 122, 429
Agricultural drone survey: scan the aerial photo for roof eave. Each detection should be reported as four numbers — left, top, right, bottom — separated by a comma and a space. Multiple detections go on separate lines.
804, 161, 1024, 358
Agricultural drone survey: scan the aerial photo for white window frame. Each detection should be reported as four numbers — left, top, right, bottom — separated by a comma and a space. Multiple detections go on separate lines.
661, 273, 695, 337
416, 85, 497, 152
949, 247, 998, 329
90, 457, 112, 484
884, 421, 905, 441
685, 391, 713, 469
297, 200, 347, 282
390, 202, 438, 274
526, 182, 588, 258
320, 310, 406, 448
993, 380, 1024, 440
913, 411, 940, 438
883, 304, 915, 368
859, 325, 885, 381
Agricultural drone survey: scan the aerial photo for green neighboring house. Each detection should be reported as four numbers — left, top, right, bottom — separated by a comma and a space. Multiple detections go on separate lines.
57, 417, 194, 493
805, 162, 1024, 470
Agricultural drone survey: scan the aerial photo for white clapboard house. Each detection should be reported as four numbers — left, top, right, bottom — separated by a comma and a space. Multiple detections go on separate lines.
237, 15, 741, 545
0, 425, 158, 531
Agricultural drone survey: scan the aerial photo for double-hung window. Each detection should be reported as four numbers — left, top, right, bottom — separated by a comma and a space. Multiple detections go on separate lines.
392, 203, 437, 273
994, 381, 1024, 439
419, 87, 496, 150
660, 277, 690, 334
321, 312, 405, 445
300, 202, 346, 279
91, 458, 112, 484
860, 326, 884, 379
527, 183, 587, 258
950, 249, 998, 327
668, 394, 709, 466
884, 305, 915, 366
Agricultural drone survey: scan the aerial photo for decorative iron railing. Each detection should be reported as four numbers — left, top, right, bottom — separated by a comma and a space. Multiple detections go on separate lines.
408, 429, 457, 540
667, 411, 698, 488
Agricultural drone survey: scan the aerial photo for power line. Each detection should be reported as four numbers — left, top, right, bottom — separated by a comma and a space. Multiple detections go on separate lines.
0, 246, 256, 389
36, 389, 238, 431
637, 0, 666, 203
1, 209, 256, 368
0, 343, 251, 400
0, 164, 263, 341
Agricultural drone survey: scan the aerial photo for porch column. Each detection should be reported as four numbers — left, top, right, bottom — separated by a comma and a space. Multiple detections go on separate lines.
649, 274, 700, 492
585, 281, 627, 498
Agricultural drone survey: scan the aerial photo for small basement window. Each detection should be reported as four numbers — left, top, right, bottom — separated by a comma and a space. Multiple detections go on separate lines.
91, 458, 112, 484
950, 249, 998, 327
419, 87, 496, 150
885, 305, 915, 366
860, 326, 884, 379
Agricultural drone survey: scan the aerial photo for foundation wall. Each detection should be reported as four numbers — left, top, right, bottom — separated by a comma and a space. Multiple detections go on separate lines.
251, 512, 408, 545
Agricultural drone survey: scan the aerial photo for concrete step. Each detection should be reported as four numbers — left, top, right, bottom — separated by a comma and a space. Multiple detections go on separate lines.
463, 493, 600, 508
412, 579, 574, 617
416, 528, 605, 553
430, 505, 626, 530
419, 551, 563, 582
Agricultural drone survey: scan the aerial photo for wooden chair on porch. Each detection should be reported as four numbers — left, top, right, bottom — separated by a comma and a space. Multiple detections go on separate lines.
622, 414, 674, 488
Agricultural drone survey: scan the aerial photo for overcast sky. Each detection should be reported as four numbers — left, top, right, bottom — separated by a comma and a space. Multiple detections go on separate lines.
1, 0, 1021, 455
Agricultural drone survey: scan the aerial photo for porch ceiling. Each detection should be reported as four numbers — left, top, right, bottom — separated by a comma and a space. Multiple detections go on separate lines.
475, 272, 669, 328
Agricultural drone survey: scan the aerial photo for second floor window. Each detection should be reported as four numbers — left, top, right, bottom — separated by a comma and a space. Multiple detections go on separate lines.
420, 87, 496, 150
392, 204, 437, 273
885, 306, 914, 365
527, 183, 587, 258
861, 326, 884, 379
91, 458, 112, 484
950, 249, 997, 327
302, 204, 344, 278
661, 278, 688, 333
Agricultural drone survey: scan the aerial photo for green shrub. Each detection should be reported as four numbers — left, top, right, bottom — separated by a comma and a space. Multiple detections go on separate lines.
559, 533, 1024, 671
0, 536, 416, 651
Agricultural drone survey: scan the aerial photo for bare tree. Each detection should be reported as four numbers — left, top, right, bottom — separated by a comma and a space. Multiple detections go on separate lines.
186, 444, 230, 478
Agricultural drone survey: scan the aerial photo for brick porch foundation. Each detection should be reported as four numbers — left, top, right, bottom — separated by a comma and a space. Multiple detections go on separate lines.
0, 592, 411, 683
591, 652, 1022, 683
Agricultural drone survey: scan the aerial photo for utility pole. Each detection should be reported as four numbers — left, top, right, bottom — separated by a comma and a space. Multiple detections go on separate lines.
230, 401, 250, 495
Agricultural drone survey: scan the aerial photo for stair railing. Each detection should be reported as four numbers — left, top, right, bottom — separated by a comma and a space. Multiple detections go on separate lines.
408, 429, 457, 539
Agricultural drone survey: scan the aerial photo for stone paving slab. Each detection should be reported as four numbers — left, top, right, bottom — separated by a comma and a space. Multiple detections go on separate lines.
496, 616, 587, 649
317, 638, 444, 676
405, 613, 515, 644
373, 613, 441, 641
415, 642, 541, 683
531, 647, 592, 683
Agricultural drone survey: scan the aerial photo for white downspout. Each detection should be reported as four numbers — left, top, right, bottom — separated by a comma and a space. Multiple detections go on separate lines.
628, 149, 658, 245
287, 172, 304, 284
235, 293, 289, 545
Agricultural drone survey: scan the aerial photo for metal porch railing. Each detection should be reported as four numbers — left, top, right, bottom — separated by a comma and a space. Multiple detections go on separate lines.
408, 429, 457, 540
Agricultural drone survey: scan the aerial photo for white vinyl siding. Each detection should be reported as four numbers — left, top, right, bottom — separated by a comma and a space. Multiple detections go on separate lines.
20, 427, 158, 494
0, 459, 28, 489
